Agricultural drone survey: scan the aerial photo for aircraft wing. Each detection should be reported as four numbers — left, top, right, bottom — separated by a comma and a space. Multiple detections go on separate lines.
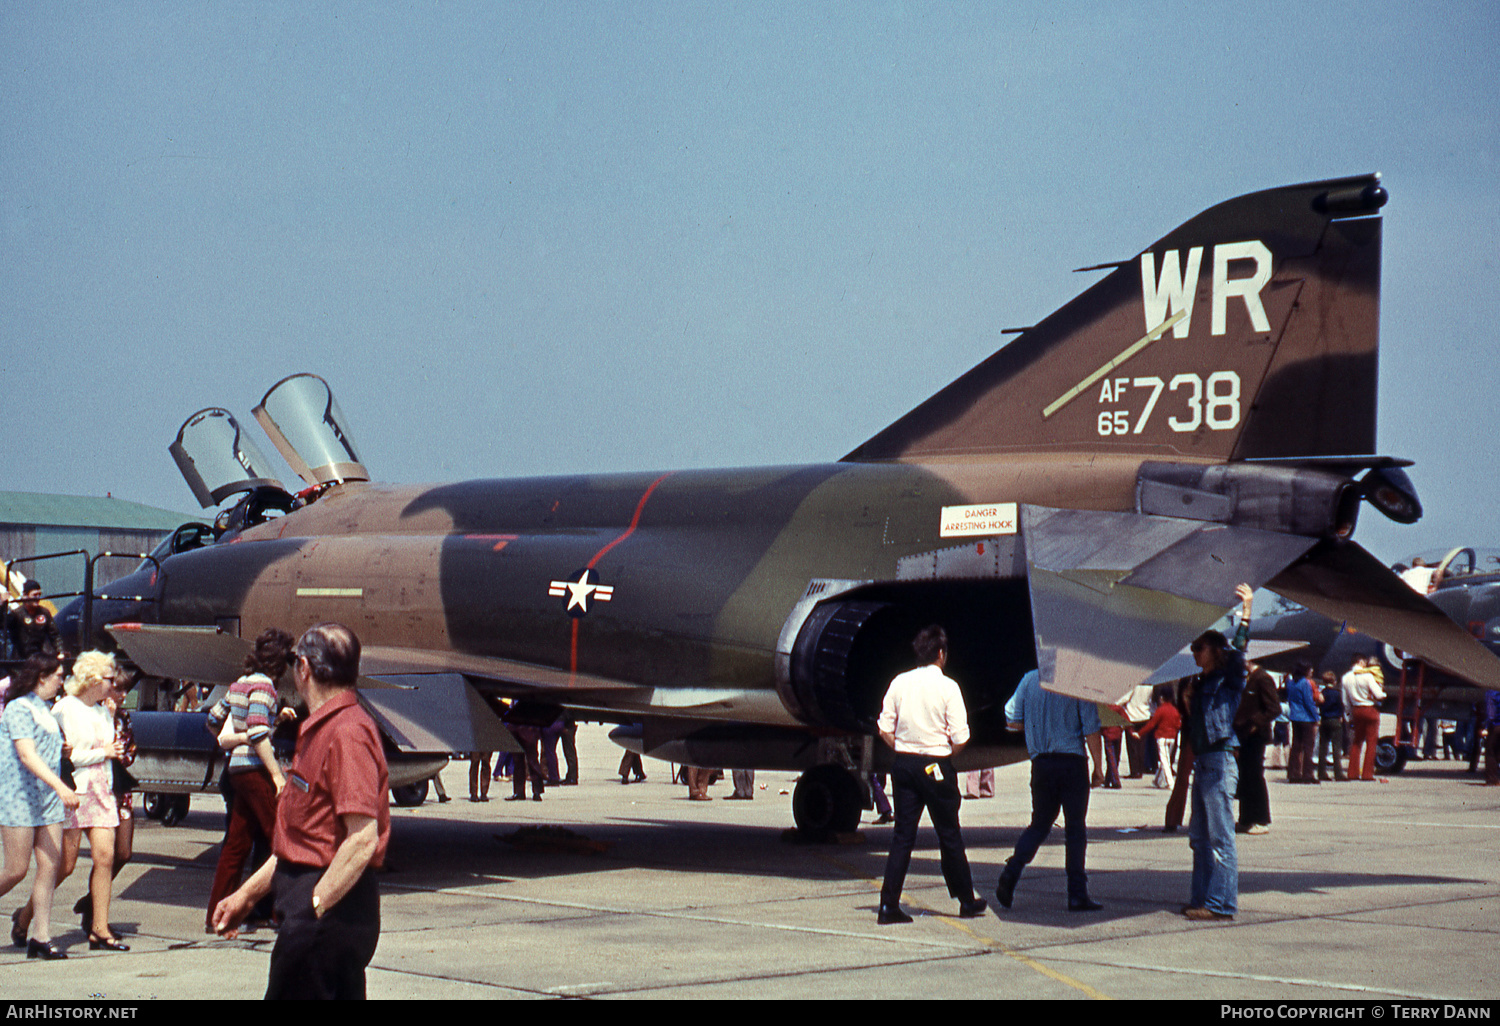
367, 643, 794, 753
106, 626, 537, 756
105, 623, 409, 691
359, 644, 637, 690
1267, 541, 1500, 690
362, 645, 793, 725
1022, 505, 1318, 704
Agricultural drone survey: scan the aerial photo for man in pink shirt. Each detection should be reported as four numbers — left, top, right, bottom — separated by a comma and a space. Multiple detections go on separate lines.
875, 624, 986, 924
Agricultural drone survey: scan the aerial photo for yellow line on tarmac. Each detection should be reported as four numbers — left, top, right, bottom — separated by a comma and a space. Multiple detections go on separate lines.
815, 852, 1111, 1001
944, 915, 1112, 1001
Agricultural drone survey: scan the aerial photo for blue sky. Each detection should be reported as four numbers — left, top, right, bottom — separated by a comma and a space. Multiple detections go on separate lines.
3, 1, 1496, 563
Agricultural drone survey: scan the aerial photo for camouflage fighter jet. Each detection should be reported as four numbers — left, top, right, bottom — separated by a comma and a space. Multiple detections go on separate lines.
60, 174, 1500, 835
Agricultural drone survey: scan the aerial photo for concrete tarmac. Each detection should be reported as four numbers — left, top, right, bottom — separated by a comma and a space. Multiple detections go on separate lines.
1, 727, 1496, 1001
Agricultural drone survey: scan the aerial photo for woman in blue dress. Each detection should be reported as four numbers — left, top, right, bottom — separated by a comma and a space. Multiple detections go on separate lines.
0, 653, 81, 959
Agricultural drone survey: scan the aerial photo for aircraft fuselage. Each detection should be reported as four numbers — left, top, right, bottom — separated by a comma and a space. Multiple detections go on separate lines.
95, 453, 1160, 748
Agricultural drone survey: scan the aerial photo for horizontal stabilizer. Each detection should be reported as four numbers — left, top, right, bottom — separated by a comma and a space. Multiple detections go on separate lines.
1267, 542, 1500, 690
1023, 506, 1316, 704
106, 623, 408, 690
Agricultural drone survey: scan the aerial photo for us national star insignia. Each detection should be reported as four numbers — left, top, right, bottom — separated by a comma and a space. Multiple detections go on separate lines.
548, 568, 615, 617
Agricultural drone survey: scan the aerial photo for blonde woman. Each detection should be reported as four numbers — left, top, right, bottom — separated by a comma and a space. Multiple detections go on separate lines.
47, 652, 129, 950
69, 669, 139, 934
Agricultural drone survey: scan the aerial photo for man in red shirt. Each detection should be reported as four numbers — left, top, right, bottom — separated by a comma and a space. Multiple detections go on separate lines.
212, 622, 391, 1000
1130, 684, 1182, 790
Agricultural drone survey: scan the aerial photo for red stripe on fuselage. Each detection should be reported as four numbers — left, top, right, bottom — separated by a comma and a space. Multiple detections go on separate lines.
587, 472, 674, 570
570, 472, 675, 682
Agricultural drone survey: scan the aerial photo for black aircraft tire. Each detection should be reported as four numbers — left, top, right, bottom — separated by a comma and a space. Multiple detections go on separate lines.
143, 793, 170, 821
792, 764, 862, 836
391, 780, 430, 807
1374, 737, 1408, 775
161, 795, 190, 827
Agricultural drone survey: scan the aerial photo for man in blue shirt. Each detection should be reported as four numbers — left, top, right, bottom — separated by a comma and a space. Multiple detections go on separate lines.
1316, 671, 1347, 782
1286, 664, 1322, 784
995, 669, 1104, 912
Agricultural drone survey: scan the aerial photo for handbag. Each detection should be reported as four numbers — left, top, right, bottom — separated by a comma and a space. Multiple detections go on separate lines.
112, 760, 139, 795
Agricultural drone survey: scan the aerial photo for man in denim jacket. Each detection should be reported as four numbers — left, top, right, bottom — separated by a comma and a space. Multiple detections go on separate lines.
1182, 583, 1253, 922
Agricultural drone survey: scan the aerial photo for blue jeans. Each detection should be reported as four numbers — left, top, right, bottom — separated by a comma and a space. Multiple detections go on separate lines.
1189, 749, 1239, 915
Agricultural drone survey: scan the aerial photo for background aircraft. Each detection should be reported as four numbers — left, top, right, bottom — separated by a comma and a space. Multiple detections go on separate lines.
1251, 546, 1500, 772
53, 175, 1500, 836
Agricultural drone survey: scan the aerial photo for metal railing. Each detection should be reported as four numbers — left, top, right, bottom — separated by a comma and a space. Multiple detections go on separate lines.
4, 550, 162, 652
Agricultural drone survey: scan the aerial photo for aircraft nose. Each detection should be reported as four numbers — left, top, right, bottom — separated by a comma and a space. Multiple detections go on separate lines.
58, 567, 161, 653
55, 596, 84, 652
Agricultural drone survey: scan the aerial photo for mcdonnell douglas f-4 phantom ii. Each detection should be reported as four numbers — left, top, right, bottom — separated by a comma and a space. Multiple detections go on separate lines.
60, 174, 1500, 836
1249, 546, 1500, 773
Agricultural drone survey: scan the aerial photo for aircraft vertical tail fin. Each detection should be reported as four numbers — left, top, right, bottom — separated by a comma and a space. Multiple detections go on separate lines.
843, 175, 1386, 464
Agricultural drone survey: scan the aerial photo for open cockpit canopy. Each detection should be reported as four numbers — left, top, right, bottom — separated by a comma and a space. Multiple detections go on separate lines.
169, 407, 283, 509
168, 373, 369, 521
252, 373, 368, 489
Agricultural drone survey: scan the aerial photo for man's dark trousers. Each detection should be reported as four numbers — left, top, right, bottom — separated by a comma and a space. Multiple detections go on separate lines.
880, 753, 974, 909
266, 865, 381, 1000
1001, 753, 1090, 900
1235, 730, 1271, 828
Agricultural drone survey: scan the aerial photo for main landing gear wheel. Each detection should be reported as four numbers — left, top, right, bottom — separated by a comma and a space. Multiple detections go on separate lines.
144, 792, 190, 826
792, 764, 863, 838
1375, 737, 1408, 775
390, 780, 430, 807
